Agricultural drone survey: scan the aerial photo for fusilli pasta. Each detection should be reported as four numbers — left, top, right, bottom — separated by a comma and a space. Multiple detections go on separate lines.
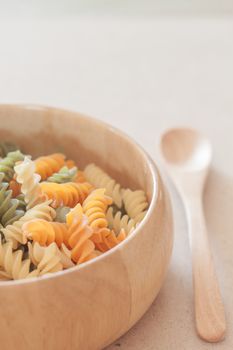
23, 219, 68, 247
28, 242, 63, 275
122, 189, 148, 223
0, 174, 25, 227
58, 243, 75, 268
47, 166, 77, 184
65, 159, 76, 169
0, 143, 149, 281
16, 193, 26, 211
40, 181, 93, 208
9, 178, 21, 197
2, 201, 56, 248
15, 157, 46, 209
66, 204, 96, 264
83, 188, 112, 229
106, 206, 135, 235
0, 150, 24, 181
74, 170, 86, 183
84, 163, 123, 208
91, 227, 126, 252
0, 240, 38, 280
34, 153, 66, 180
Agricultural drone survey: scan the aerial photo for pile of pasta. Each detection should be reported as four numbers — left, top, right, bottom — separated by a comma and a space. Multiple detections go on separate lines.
0, 142, 149, 280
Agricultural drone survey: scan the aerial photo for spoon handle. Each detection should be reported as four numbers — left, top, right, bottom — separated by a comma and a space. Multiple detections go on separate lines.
185, 196, 226, 343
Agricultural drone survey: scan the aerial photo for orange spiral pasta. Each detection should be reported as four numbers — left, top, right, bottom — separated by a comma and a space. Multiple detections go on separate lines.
34, 153, 65, 180
8, 179, 21, 197
74, 170, 86, 183
82, 188, 112, 229
40, 181, 93, 208
23, 219, 68, 247
65, 159, 76, 169
66, 204, 96, 264
91, 227, 126, 252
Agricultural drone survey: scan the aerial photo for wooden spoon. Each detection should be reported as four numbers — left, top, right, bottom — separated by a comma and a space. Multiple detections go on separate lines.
160, 127, 226, 343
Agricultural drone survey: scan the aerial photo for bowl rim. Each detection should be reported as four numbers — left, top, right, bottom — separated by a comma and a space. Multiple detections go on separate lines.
0, 104, 159, 287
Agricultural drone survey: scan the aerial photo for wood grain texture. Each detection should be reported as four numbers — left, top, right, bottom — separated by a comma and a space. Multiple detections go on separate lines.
160, 128, 226, 343
0, 104, 173, 350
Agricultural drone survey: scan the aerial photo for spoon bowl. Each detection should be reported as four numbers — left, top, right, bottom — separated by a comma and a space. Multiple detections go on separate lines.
160, 128, 212, 172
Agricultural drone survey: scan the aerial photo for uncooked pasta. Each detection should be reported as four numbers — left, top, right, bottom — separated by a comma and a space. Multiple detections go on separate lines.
0, 144, 149, 280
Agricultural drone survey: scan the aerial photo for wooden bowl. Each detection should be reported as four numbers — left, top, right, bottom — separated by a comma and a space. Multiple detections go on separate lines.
0, 105, 173, 350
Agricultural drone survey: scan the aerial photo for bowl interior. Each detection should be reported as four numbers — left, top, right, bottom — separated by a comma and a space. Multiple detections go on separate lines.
0, 105, 155, 203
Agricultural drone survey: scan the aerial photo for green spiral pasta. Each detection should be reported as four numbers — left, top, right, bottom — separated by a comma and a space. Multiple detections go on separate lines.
0, 142, 18, 158
0, 174, 25, 227
16, 193, 27, 211
47, 166, 77, 184
0, 150, 24, 181
55, 206, 71, 223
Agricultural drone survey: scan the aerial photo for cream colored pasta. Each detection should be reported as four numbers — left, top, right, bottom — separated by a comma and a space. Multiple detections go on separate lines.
0, 240, 38, 280
28, 242, 63, 275
15, 157, 46, 209
84, 163, 123, 208
106, 206, 135, 235
122, 189, 148, 223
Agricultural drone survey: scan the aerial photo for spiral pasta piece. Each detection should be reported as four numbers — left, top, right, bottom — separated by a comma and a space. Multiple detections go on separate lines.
0, 240, 38, 280
0, 176, 24, 228
57, 243, 75, 268
28, 242, 63, 275
0, 150, 24, 181
2, 201, 56, 249
16, 193, 26, 211
23, 219, 68, 247
122, 189, 148, 223
91, 227, 126, 252
47, 166, 77, 184
40, 182, 93, 208
82, 188, 112, 229
15, 157, 46, 209
34, 153, 66, 180
9, 179, 21, 197
106, 206, 135, 235
64, 159, 76, 168
0, 196, 25, 227
84, 163, 123, 208
66, 204, 96, 264
74, 170, 86, 183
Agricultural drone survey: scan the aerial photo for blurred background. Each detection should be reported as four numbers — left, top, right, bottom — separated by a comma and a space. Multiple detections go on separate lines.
1, 0, 233, 17
0, 2, 232, 350
0, 1, 232, 168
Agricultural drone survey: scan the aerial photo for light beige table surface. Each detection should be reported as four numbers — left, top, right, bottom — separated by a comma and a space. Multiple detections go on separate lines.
0, 17, 232, 350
